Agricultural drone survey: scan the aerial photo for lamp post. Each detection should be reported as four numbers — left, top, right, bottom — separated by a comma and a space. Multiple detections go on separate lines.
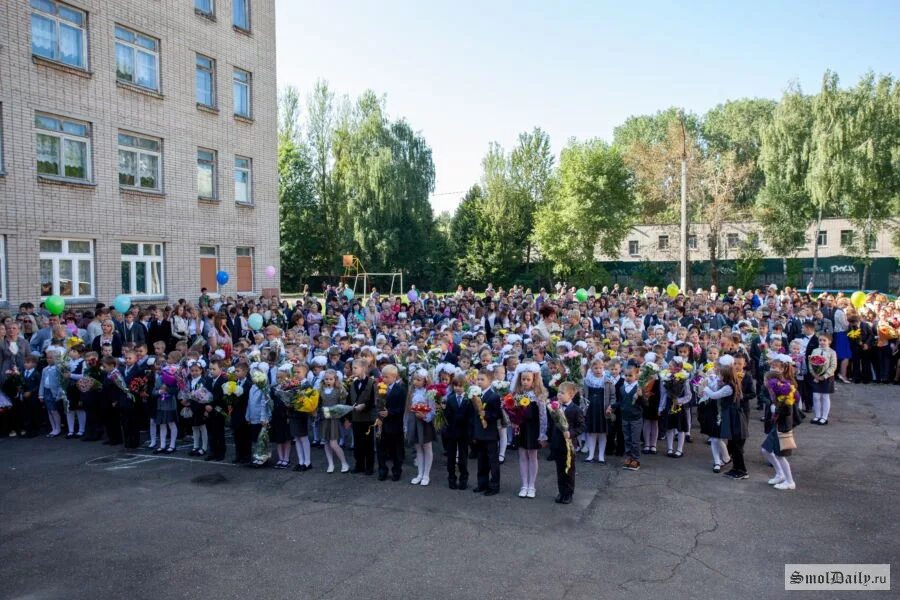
678, 110, 689, 292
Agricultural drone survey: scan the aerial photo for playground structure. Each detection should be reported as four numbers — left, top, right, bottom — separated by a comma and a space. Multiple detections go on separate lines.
341, 255, 403, 298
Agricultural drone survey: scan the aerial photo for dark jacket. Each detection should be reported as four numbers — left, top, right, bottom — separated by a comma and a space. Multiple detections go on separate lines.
92, 333, 124, 358
471, 388, 502, 441
381, 381, 406, 434
550, 401, 585, 450
350, 376, 376, 423
441, 390, 473, 440
147, 320, 173, 351
119, 321, 146, 345
612, 383, 646, 421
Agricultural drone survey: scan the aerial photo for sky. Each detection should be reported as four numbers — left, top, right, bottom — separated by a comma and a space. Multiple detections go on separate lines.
275, 0, 900, 214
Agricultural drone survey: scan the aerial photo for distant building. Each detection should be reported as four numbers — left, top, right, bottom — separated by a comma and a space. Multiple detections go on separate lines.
0, 0, 279, 308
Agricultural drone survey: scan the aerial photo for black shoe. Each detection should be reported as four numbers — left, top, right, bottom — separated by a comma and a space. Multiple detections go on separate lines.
165, 447, 175, 454
472, 486, 487, 493
65, 433, 75, 439
449, 481, 458, 489
189, 449, 199, 456
686, 435, 693, 443
554, 494, 563, 503
458, 482, 468, 490
484, 489, 499, 496
391, 474, 401, 482
378, 473, 388, 481
560, 495, 572, 504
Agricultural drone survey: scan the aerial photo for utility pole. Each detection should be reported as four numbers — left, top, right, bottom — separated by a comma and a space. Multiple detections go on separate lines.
679, 110, 689, 292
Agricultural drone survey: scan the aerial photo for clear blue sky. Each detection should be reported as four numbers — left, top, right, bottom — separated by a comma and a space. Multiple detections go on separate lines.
275, 0, 899, 214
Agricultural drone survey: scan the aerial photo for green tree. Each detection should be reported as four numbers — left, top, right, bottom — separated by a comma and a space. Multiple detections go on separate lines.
509, 127, 555, 266
449, 185, 488, 285
533, 139, 635, 282
734, 242, 764, 290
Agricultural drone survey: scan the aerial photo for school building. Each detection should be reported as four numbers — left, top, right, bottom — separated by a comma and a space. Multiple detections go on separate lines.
606, 217, 900, 292
0, 0, 279, 309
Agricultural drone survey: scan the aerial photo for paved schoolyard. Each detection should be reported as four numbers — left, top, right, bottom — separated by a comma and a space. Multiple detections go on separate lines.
1, 383, 897, 600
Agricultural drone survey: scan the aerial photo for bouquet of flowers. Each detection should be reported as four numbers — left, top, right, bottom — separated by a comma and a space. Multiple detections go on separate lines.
467, 385, 487, 429
427, 383, 448, 432
878, 323, 898, 340
322, 404, 354, 420
408, 401, 433, 422
808, 354, 829, 379
662, 369, 687, 414
2, 367, 23, 400
252, 426, 271, 463
501, 393, 531, 432
847, 328, 862, 341
491, 380, 510, 395
466, 368, 480, 386
767, 378, 797, 407
250, 370, 269, 395
547, 400, 573, 474
108, 369, 134, 407
291, 387, 319, 414
370, 378, 389, 438
222, 375, 241, 419
190, 386, 212, 405
128, 375, 150, 404
563, 350, 584, 387
637, 362, 659, 396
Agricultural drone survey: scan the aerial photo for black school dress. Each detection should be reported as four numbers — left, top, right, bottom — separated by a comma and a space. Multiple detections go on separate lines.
641, 378, 660, 421
270, 392, 291, 444
761, 395, 795, 457
513, 392, 545, 450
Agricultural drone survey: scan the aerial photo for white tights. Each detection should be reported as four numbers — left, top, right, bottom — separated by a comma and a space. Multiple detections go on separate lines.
518, 448, 539, 490
294, 437, 311, 466
498, 428, 508, 460
666, 430, 686, 453
47, 410, 61, 435
585, 433, 607, 462
642, 421, 659, 450
812, 393, 831, 421
324, 439, 348, 470
191, 425, 208, 451
65, 410, 86, 435
159, 422, 177, 449
415, 442, 433, 480
148, 418, 157, 446
709, 437, 730, 466
763, 449, 795, 485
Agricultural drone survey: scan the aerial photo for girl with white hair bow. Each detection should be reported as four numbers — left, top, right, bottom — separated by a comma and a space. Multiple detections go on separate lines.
405, 368, 435, 486
510, 362, 548, 499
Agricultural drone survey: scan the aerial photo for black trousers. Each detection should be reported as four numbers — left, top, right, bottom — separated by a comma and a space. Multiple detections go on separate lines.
352, 421, 375, 473
81, 393, 101, 439
475, 439, 500, 491
207, 415, 226, 458
727, 438, 746, 473
232, 418, 251, 461
554, 449, 575, 499
443, 435, 469, 484
377, 431, 403, 478
606, 409, 625, 455
120, 406, 141, 448
104, 400, 122, 443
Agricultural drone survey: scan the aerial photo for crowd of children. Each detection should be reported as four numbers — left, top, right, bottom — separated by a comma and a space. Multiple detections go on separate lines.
1, 283, 898, 502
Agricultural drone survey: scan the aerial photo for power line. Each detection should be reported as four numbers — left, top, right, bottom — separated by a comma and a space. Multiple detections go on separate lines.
430, 190, 468, 197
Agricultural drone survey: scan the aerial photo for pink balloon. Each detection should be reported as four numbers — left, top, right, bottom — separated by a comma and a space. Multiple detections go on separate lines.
265, 265, 276, 278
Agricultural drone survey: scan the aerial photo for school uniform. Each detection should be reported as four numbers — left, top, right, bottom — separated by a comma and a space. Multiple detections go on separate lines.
206, 374, 227, 460
441, 389, 473, 488
349, 376, 376, 474
720, 372, 754, 474
377, 381, 406, 481
99, 371, 124, 445
606, 377, 626, 456
551, 400, 585, 502
119, 321, 146, 345
612, 381, 645, 463
118, 366, 142, 448
20, 366, 42, 437
472, 387, 502, 493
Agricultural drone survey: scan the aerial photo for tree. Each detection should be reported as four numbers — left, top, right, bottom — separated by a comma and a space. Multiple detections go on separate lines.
734, 241, 764, 290
533, 139, 635, 282
509, 128, 555, 266
449, 185, 488, 285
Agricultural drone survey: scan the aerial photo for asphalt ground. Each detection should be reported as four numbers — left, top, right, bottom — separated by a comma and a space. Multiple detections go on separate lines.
1, 383, 898, 600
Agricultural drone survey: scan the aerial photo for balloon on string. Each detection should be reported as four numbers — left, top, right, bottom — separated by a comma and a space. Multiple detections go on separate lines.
265, 265, 276, 279
248, 313, 264, 331
216, 271, 229, 285
113, 294, 131, 314
850, 290, 867, 310
343, 288, 354, 301
575, 288, 588, 302
45, 294, 65, 315
407, 290, 418, 303
666, 282, 680, 298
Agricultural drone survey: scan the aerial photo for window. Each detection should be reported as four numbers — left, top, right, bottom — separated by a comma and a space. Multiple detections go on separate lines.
816, 230, 827, 246
118, 132, 161, 190
658, 235, 669, 250
628, 240, 639, 256
199, 245, 218, 290
233, 0, 250, 30
726, 233, 740, 249
197, 149, 217, 199
196, 54, 215, 107
687, 234, 697, 250
0, 236, 6, 302
747, 232, 760, 248
840, 230, 854, 247
121, 243, 164, 296
115, 25, 159, 91
30, 0, 87, 69
236, 247, 253, 292
234, 156, 251, 203
39, 238, 93, 298
35, 113, 91, 181
0, 103, 4, 174
195, 0, 214, 17
866, 233, 877, 251
233, 68, 251, 117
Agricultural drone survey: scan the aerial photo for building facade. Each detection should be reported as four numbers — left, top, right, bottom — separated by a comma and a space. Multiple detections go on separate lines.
0, 0, 279, 309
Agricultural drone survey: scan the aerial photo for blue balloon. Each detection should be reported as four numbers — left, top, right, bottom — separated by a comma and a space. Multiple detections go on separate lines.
248, 313, 264, 331
216, 271, 229, 285
343, 288, 354, 301
113, 294, 132, 314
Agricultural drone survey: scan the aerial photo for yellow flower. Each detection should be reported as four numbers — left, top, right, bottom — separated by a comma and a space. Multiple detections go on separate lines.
606, 350, 616, 359
519, 397, 531, 408
66, 336, 84, 349
223, 381, 238, 396
682, 363, 693, 372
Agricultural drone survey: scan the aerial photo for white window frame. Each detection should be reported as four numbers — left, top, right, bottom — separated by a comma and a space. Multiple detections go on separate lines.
840, 229, 854, 247
197, 148, 217, 199
121, 242, 165, 297
658, 235, 669, 251
233, 68, 251, 117
39, 238, 94, 299
118, 131, 162, 191
234, 155, 252, 204
816, 230, 827, 247
115, 24, 160, 91
233, 0, 250, 31
687, 234, 698, 250
628, 240, 639, 256
196, 54, 216, 108
0, 236, 6, 303
726, 233, 740, 249
195, 0, 214, 17
35, 113, 92, 182
30, 0, 88, 70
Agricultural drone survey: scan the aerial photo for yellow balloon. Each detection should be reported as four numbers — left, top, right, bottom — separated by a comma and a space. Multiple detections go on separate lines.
666, 283, 680, 298
850, 290, 867, 310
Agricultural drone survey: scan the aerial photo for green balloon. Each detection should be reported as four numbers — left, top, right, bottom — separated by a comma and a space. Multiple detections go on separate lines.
46, 294, 66, 315
575, 288, 588, 302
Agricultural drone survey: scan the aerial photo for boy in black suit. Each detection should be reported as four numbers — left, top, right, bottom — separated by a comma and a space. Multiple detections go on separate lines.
552, 382, 585, 504
442, 374, 473, 489
100, 356, 127, 446
119, 351, 144, 449
800, 320, 819, 411
376, 365, 406, 481
20, 355, 42, 437
230, 362, 253, 463
349, 358, 376, 475
205, 359, 228, 461
472, 369, 502, 496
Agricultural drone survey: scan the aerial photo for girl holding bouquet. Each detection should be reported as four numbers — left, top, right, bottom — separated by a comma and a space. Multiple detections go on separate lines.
660, 357, 691, 458
270, 366, 294, 469
186, 361, 209, 457
405, 368, 436, 486
808, 333, 837, 425
154, 359, 179, 454
761, 354, 800, 491
639, 352, 662, 455
581, 358, 611, 464
511, 362, 548, 499
290, 363, 312, 472
698, 356, 737, 474
318, 369, 350, 473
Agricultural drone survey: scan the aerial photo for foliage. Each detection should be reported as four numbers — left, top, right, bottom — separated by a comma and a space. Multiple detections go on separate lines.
735, 242, 764, 290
